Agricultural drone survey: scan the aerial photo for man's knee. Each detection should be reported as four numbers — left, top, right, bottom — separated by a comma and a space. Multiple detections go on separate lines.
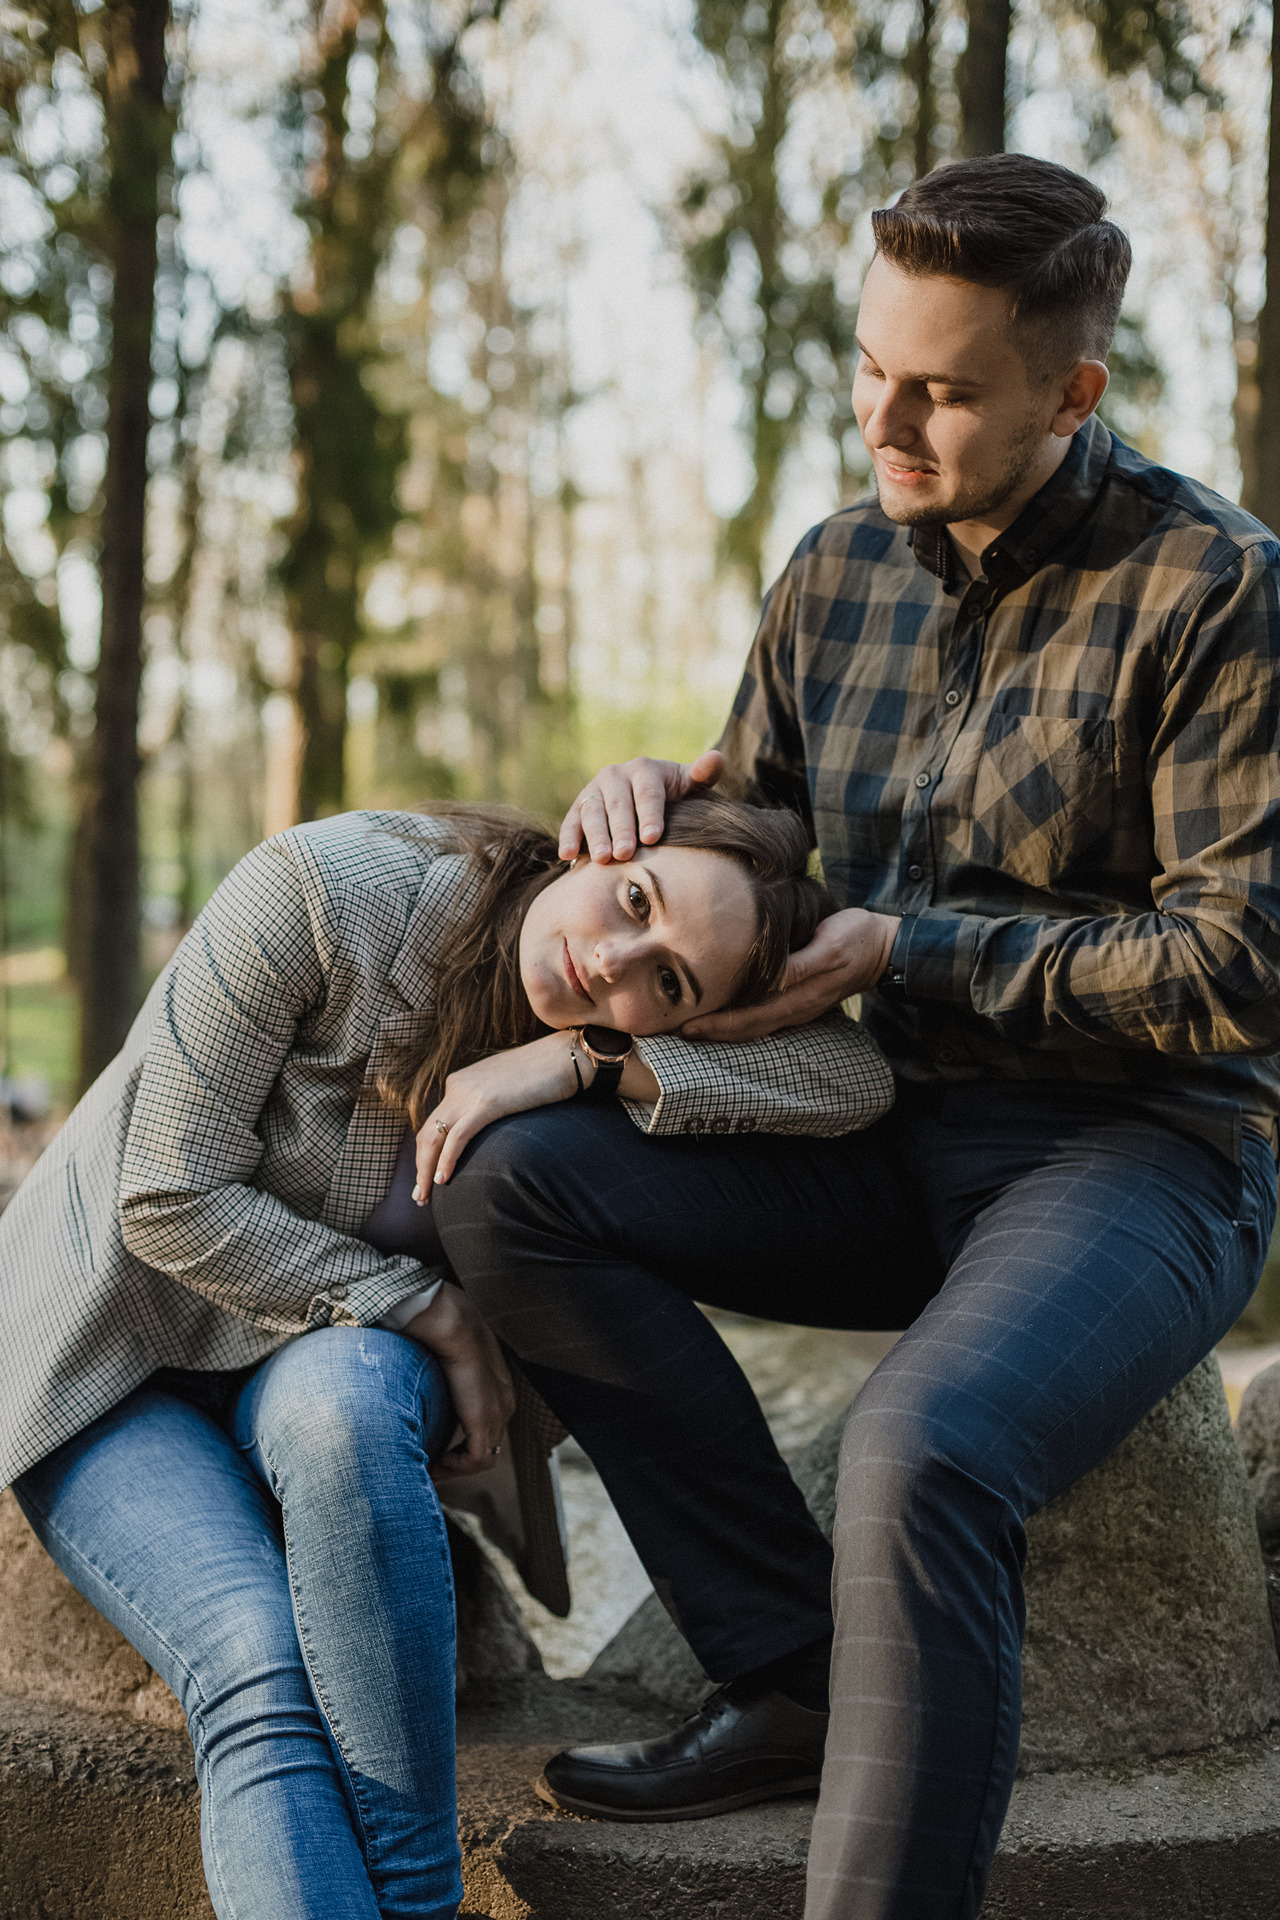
432, 1104, 626, 1275
834, 1391, 1002, 1557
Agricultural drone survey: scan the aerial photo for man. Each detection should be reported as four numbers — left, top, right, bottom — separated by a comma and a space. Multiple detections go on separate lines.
431, 154, 1280, 1919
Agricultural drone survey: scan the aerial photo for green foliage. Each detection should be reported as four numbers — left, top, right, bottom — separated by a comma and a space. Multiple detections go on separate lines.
277, 0, 502, 819
680, 1, 926, 594
1097, 312, 1164, 452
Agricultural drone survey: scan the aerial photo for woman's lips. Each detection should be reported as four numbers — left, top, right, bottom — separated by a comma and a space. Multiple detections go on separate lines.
563, 941, 594, 1004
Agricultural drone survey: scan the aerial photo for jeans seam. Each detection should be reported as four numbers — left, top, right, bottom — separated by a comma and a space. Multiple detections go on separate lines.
262, 1341, 439, 1880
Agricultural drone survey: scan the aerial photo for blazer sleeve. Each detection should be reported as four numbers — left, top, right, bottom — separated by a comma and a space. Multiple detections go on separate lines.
626, 1009, 895, 1138
117, 836, 437, 1335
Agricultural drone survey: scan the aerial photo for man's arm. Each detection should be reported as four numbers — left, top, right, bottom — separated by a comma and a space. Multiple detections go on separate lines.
883, 549, 1280, 1058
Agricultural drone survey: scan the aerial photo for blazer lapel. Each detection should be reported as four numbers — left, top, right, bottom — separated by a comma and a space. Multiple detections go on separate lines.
319, 852, 476, 1235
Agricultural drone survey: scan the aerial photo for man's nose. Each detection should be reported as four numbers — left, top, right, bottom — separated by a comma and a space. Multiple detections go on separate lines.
862, 380, 920, 451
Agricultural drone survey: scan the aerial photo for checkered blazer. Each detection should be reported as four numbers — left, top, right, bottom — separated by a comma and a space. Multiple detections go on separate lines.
0, 810, 893, 1488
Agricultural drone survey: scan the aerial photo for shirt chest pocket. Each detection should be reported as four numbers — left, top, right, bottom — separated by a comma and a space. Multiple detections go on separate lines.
968, 713, 1115, 891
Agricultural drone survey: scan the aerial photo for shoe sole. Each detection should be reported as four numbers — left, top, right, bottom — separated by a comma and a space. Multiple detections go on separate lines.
534, 1772, 821, 1822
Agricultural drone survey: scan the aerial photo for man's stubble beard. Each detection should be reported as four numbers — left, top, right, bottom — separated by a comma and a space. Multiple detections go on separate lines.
876, 410, 1047, 531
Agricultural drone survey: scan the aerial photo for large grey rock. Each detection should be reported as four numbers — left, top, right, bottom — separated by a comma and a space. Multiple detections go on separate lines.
591, 1356, 1280, 1769
1019, 1356, 1279, 1768
1238, 1356, 1280, 1552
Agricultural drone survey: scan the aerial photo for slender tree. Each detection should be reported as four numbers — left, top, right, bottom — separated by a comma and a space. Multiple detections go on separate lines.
681, 2, 888, 598
278, 0, 496, 824
76, 0, 175, 1084
957, 0, 1011, 155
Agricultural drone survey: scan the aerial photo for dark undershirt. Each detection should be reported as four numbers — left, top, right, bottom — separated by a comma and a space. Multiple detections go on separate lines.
358, 1125, 448, 1268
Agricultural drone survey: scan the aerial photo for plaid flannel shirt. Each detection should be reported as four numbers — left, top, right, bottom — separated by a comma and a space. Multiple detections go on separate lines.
718, 415, 1280, 1160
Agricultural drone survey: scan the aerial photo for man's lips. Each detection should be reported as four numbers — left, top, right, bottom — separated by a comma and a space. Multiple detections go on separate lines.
563, 941, 594, 1004
879, 456, 937, 485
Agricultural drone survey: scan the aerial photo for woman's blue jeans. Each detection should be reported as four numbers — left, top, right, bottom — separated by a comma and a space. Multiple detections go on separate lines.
13, 1328, 462, 1920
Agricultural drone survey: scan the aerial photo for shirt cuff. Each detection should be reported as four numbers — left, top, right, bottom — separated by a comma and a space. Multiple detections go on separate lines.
884, 911, 984, 1005
376, 1280, 444, 1332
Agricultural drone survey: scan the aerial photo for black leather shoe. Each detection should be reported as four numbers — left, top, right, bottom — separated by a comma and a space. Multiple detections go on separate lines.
535, 1682, 829, 1822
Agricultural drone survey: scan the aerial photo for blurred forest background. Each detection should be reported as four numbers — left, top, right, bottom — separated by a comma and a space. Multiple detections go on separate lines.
0, 0, 1276, 1112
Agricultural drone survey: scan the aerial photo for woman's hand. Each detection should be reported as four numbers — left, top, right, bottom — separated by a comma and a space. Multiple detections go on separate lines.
402, 1280, 516, 1480
413, 1030, 581, 1201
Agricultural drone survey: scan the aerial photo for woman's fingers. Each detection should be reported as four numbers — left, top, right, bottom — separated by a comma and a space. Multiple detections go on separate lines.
413, 1112, 449, 1203
432, 1108, 487, 1186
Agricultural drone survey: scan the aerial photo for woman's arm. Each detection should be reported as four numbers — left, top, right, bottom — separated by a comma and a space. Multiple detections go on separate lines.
628, 1010, 895, 1138
118, 836, 437, 1335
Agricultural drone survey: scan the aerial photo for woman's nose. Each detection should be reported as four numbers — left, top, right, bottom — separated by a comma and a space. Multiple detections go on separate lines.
593, 932, 644, 982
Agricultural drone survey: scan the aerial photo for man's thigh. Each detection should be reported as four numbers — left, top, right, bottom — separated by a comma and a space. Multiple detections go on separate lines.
438, 1099, 944, 1331
856, 1088, 1278, 1517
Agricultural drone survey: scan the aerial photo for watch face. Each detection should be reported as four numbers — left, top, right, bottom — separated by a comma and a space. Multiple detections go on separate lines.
582, 1024, 632, 1058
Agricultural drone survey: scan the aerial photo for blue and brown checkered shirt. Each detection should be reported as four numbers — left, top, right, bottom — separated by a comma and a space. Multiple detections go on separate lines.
718, 414, 1280, 1159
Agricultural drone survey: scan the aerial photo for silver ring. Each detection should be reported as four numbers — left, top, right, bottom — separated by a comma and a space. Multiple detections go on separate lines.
435, 1120, 450, 1136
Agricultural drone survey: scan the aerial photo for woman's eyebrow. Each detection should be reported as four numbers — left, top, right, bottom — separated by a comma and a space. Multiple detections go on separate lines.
645, 869, 704, 1004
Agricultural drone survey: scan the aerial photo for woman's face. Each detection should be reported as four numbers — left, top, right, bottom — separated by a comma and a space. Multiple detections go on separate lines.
519, 846, 760, 1035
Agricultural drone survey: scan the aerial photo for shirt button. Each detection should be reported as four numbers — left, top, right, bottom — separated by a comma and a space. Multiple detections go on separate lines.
914, 772, 931, 789
944, 689, 961, 707
936, 1047, 956, 1064
907, 863, 924, 881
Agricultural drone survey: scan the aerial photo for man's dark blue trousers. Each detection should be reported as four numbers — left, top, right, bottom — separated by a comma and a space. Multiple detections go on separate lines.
432, 1080, 1276, 1920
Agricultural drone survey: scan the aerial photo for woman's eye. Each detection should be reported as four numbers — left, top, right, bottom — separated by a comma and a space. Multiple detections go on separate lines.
659, 967, 681, 1005
628, 881, 650, 920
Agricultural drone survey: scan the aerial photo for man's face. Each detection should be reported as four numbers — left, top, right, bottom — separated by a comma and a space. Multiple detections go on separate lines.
852, 254, 1063, 529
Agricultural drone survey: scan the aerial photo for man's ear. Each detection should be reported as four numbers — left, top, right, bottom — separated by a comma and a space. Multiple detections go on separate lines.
1051, 360, 1109, 437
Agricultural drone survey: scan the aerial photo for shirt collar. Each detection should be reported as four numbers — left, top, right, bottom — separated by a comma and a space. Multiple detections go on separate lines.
907, 413, 1113, 593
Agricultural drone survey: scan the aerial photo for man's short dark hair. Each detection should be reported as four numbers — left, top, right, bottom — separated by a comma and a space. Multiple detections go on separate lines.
871, 154, 1132, 375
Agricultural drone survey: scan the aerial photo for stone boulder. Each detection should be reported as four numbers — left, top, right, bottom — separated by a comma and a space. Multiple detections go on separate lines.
1019, 1355, 1279, 1768
1236, 1355, 1280, 1642
592, 1355, 1280, 1770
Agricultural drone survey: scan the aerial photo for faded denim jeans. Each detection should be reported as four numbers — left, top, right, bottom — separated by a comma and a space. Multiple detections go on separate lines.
15, 1328, 461, 1920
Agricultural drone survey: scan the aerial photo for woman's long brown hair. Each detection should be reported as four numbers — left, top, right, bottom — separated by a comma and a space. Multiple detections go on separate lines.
379, 795, 832, 1130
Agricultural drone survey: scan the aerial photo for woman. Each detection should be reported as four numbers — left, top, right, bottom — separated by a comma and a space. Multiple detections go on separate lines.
0, 796, 892, 1920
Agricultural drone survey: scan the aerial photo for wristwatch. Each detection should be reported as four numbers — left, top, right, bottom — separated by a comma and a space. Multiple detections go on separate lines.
572, 1025, 633, 1102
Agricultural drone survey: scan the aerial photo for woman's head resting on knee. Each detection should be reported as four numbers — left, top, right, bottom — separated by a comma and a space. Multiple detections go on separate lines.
519, 795, 829, 1035
381, 795, 832, 1126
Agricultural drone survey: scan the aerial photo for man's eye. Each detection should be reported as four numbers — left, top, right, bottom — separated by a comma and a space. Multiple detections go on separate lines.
659, 967, 681, 1005
628, 882, 650, 920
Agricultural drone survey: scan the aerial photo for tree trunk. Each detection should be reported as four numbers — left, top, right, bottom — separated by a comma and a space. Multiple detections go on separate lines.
76, 0, 172, 1089
1248, 2, 1280, 533
958, 0, 1011, 157
910, 0, 937, 178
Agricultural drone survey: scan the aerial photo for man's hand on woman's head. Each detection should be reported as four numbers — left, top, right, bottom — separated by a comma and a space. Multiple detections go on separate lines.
558, 749, 726, 864
681, 907, 902, 1042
